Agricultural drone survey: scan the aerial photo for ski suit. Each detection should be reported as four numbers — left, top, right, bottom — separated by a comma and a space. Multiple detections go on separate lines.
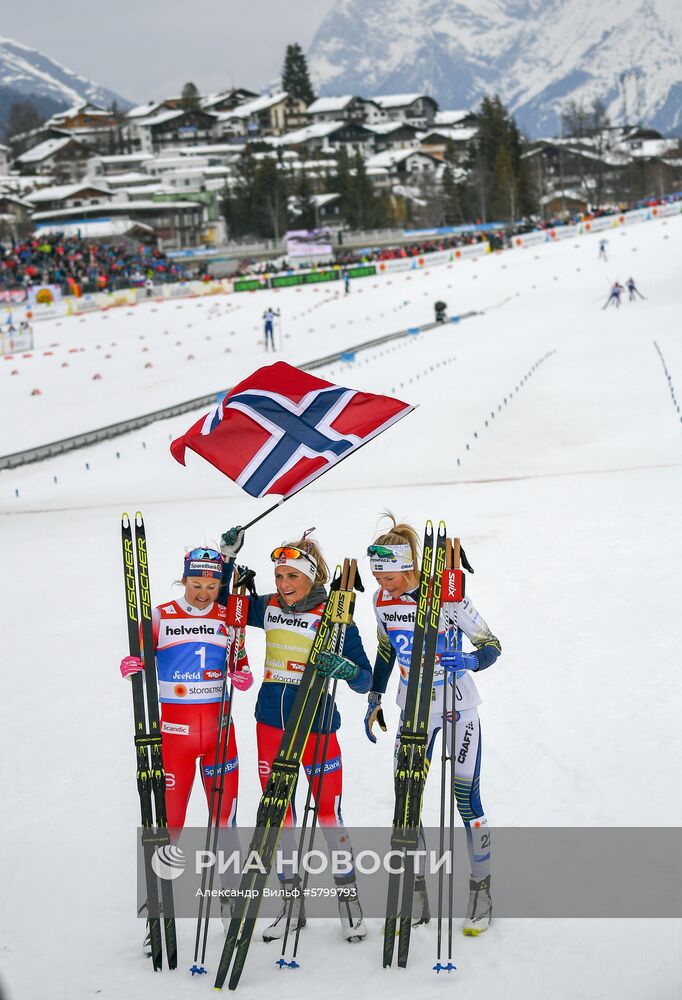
241, 583, 372, 874
371, 587, 501, 879
150, 595, 245, 832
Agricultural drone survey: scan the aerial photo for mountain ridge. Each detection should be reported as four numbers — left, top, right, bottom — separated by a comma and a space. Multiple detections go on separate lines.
308, 0, 682, 135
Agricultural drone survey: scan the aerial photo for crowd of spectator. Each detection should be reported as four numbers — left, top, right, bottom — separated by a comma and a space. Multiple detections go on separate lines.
0, 234, 188, 296
2, 191, 680, 294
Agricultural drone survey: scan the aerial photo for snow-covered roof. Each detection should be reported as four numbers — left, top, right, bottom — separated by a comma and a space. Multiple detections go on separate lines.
312, 193, 341, 207
366, 149, 437, 169
91, 153, 153, 165
31, 199, 202, 221
625, 138, 680, 158
16, 137, 81, 164
367, 122, 419, 135
26, 181, 110, 204
133, 109, 185, 128
540, 189, 588, 205
371, 94, 431, 109
222, 92, 289, 120
127, 101, 167, 119
420, 126, 478, 142
280, 120, 368, 145
34, 219, 154, 239
308, 96, 355, 114
434, 110, 473, 126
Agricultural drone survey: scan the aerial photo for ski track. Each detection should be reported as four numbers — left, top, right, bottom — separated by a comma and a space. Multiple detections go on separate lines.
1, 216, 681, 1000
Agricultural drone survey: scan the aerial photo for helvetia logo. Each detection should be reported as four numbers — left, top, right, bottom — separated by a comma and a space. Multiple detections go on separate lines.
151, 845, 185, 880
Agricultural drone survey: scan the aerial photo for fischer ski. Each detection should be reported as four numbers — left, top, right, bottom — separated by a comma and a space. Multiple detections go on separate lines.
383, 520, 446, 969
214, 560, 359, 990
121, 512, 177, 971
190, 580, 250, 977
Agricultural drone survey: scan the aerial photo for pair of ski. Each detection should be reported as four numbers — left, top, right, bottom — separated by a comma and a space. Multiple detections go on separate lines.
190, 578, 251, 977
383, 521, 465, 972
121, 512, 177, 971
214, 559, 359, 991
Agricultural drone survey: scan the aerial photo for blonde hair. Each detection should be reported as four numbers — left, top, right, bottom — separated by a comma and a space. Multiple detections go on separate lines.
282, 531, 329, 585
373, 511, 421, 575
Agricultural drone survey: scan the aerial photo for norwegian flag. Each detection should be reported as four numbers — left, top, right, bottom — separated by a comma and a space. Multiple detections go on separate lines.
171, 362, 414, 498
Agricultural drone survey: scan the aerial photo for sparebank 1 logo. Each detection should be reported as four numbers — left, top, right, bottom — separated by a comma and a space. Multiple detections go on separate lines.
151, 844, 186, 880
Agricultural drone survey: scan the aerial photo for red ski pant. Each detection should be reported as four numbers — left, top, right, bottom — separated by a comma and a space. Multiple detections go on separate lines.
256, 721, 343, 828
160, 701, 238, 836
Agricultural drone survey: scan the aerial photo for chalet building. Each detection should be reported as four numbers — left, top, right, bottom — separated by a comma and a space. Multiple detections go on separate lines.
307, 95, 385, 126
202, 88, 258, 113
279, 120, 375, 156
434, 109, 479, 129
214, 92, 308, 138
15, 136, 94, 182
132, 109, 219, 153
30, 198, 206, 249
370, 94, 438, 128
367, 122, 421, 152
25, 182, 112, 213
366, 149, 440, 177
419, 126, 478, 160
0, 193, 32, 239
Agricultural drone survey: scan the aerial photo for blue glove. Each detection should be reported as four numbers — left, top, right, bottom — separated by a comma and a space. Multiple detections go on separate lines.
316, 651, 360, 682
364, 692, 387, 743
440, 650, 479, 673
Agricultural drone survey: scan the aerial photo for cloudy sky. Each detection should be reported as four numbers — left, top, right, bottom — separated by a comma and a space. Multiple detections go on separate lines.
2, 0, 337, 103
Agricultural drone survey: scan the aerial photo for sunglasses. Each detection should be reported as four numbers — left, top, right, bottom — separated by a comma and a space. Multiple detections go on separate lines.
367, 545, 398, 560
187, 547, 222, 562
271, 545, 317, 566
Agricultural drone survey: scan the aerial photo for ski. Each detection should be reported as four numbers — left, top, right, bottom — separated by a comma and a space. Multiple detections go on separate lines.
121, 512, 177, 971
214, 560, 359, 990
383, 519, 446, 969
191, 582, 250, 977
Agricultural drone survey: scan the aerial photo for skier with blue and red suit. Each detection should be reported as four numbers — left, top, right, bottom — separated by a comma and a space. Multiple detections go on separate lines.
119, 546, 252, 949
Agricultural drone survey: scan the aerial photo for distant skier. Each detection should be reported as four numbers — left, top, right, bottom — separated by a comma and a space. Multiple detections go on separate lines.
263, 307, 278, 351
603, 281, 623, 309
626, 277, 645, 301
435, 300, 447, 323
342, 268, 351, 295
598, 238, 609, 261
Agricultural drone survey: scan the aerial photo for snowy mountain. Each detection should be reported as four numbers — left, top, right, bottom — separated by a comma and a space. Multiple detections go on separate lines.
309, 0, 682, 136
0, 35, 132, 127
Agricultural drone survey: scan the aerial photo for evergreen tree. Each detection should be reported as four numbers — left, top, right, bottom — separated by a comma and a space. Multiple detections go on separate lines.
4, 99, 43, 141
465, 94, 537, 222
293, 162, 317, 229
253, 155, 289, 239
181, 81, 201, 110
282, 43, 315, 105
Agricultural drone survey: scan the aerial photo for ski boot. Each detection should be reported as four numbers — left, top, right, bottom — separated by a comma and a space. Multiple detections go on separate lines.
336, 878, 367, 942
262, 876, 306, 942
413, 876, 431, 926
463, 876, 492, 936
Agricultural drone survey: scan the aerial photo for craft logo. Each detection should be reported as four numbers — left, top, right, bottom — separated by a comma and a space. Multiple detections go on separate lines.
151, 845, 186, 880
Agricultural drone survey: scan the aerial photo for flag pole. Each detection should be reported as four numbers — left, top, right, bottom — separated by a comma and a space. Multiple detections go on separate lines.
238, 404, 418, 533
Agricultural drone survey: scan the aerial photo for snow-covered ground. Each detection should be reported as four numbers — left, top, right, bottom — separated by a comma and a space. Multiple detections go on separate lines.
1, 216, 681, 1000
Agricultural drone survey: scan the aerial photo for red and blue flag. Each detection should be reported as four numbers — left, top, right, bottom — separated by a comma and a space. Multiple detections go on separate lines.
171, 362, 414, 498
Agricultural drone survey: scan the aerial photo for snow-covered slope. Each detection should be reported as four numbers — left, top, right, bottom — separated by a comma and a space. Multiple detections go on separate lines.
309, 0, 682, 135
0, 35, 131, 118
1, 216, 681, 1000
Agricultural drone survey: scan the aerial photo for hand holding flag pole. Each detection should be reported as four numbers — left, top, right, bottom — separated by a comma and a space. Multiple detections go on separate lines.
171, 361, 415, 533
